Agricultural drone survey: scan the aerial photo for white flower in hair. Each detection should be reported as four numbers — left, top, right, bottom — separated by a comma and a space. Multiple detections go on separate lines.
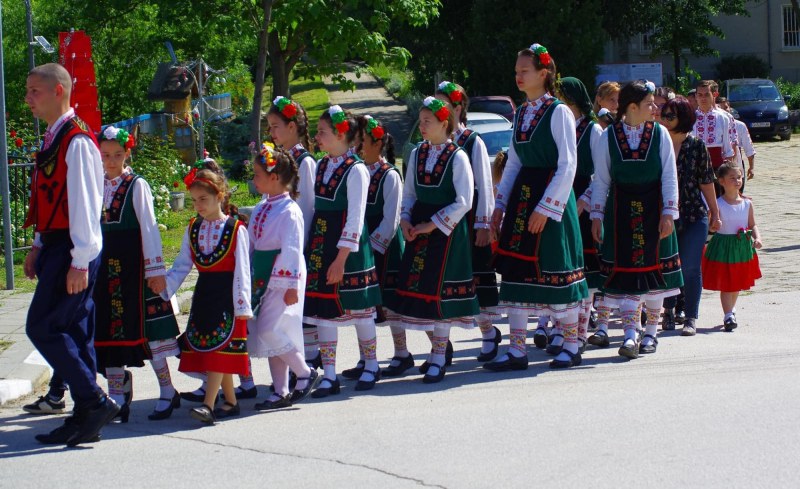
328, 105, 344, 116
272, 96, 283, 105
530, 43, 542, 51
644, 81, 656, 93
423, 96, 436, 107
103, 126, 120, 140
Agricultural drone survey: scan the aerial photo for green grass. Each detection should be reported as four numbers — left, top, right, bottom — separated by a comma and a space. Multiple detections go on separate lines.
370, 63, 415, 100
289, 75, 330, 137
0, 339, 12, 353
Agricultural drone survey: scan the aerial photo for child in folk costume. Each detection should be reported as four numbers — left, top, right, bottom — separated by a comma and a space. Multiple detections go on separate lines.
304, 106, 383, 397
163, 169, 252, 424
435, 81, 501, 363
267, 97, 322, 370
488, 43, 589, 371
589, 80, 683, 359
701, 163, 762, 332
93, 127, 181, 422
387, 96, 479, 383
556, 77, 605, 354
248, 143, 321, 410
338, 116, 407, 378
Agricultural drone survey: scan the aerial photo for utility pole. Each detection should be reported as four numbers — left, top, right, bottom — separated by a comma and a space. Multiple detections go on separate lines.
1, 0, 17, 289
24, 0, 40, 141
198, 58, 205, 156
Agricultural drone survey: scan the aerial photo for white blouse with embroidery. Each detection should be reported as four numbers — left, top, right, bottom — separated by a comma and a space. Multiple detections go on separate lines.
576, 118, 606, 205
366, 159, 402, 255
104, 167, 166, 278
401, 142, 474, 236
589, 122, 679, 220
314, 153, 370, 252
692, 107, 734, 157
249, 192, 305, 290
290, 143, 318, 242
163, 217, 253, 318
454, 126, 493, 229
494, 94, 578, 222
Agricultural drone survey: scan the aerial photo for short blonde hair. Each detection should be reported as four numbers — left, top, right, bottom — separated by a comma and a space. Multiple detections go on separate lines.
29, 63, 72, 94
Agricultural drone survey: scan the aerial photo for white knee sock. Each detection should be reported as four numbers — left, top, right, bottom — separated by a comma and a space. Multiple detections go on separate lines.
355, 322, 379, 380
106, 367, 126, 406
150, 357, 176, 411
317, 327, 338, 381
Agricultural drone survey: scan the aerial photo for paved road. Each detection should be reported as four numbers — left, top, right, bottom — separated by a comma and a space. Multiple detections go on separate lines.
1, 140, 798, 488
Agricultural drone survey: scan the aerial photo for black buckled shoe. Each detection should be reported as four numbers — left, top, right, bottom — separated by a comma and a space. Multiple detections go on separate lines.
484, 353, 528, 372
662, 308, 676, 331
587, 330, 610, 348
549, 350, 583, 369
578, 338, 587, 355
533, 327, 549, 349
477, 326, 502, 362
66, 395, 121, 447
290, 369, 321, 403
311, 377, 341, 399
180, 387, 209, 403
723, 315, 738, 332
213, 401, 240, 419
189, 404, 216, 424
342, 360, 366, 380
618, 337, 640, 360
382, 354, 415, 377
419, 341, 454, 374
306, 351, 322, 370
234, 385, 258, 400
639, 334, 658, 354
422, 363, 446, 384
148, 391, 181, 421
545, 334, 564, 356
255, 394, 292, 411
588, 309, 598, 331
354, 368, 381, 391
122, 370, 133, 406
675, 308, 686, 325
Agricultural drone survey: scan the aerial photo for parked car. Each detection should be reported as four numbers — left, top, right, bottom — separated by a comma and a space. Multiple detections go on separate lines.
469, 96, 517, 122
402, 112, 513, 167
721, 78, 792, 140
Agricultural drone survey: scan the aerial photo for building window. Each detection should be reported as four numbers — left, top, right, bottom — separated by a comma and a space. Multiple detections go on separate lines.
784, 4, 800, 49
639, 31, 654, 55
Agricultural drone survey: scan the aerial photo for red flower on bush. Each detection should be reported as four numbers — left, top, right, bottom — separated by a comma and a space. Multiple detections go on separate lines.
10, 130, 16, 138
173, 181, 180, 188
14, 138, 23, 148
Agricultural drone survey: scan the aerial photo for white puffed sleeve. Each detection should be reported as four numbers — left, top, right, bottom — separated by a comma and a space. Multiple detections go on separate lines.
337, 164, 369, 252
657, 125, 679, 218
370, 168, 402, 254
131, 178, 167, 278
269, 204, 306, 290
233, 225, 253, 318
431, 150, 474, 235
589, 129, 612, 220
470, 135, 494, 228
534, 104, 577, 222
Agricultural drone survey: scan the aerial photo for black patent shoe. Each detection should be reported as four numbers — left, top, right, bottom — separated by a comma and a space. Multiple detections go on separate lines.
148, 391, 181, 421
122, 370, 133, 406
545, 334, 564, 356
477, 326, 502, 362
36, 414, 100, 444
588, 310, 598, 331
382, 354, 415, 377
618, 338, 640, 360
234, 385, 258, 400
213, 401, 240, 419
588, 330, 610, 348
66, 396, 120, 447
112, 403, 130, 424
255, 394, 292, 411
180, 388, 209, 403
422, 363, 446, 384
484, 353, 528, 372
189, 404, 216, 424
549, 349, 582, 369
639, 334, 658, 354
723, 315, 738, 332
419, 341, 453, 374
675, 309, 686, 325
306, 351, 322, 370
311, 377, 341, 399
290, 369, 321, 403
533, 328, 549, 349
354, 368, 381, 391
578, 338, 587, 355
342, 360, 366, 380
662, 308, 676, 331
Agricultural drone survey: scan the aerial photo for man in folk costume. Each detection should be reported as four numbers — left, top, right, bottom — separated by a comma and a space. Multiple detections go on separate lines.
692, 80, 734, 171
23, 63, 119, 446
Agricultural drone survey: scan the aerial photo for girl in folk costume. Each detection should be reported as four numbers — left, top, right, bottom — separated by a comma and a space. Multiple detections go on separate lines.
556, 77, 605, 354
387, 96, 479, 383
701, 163, 762, 332
487, 43, 589, 371
340, 116, 408, 378
93, 127, 181, 422
435, 81, 501, 363
589, 80, 683, 359
163, 169, 253, 424
248, 144, 321, 410
267, 97, 322, 371
304, 106, 383, 397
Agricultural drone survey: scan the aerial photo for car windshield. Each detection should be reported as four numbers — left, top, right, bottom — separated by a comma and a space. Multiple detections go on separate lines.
480, 129, 513, 156
728, 82, 781, 102
470, 100, 514, 115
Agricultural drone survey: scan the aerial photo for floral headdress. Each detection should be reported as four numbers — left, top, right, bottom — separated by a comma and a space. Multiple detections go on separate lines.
183, 159, 208, 187
98, 126, 135, 150
437, 81, 464, 105
363, 115, 385, 141
529, 43, 552, 67
273, 96, 298, 120
328, 105, 350, 134
259, 141, 278, 172
423, 96, 450, 122
642, 80, 656, 93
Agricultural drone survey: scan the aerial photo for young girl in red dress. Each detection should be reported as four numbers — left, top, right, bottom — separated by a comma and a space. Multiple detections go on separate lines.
163, 169, 252, 424
701, 163, 762, 331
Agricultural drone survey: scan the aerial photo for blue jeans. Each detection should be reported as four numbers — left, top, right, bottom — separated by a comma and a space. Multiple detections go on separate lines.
664, 217, 708, 319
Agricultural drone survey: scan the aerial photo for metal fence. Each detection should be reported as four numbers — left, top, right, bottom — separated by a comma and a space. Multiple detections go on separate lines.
2, 157, 35, 252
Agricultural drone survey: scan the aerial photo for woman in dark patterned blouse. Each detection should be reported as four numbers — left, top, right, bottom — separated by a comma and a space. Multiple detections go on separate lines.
659, 97, 720, 335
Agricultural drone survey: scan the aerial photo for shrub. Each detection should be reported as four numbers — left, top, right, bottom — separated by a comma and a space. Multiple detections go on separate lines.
714, 55, 771, 81
218, 114, 253, 180
130, 134, 190, 222
776, 78, 800, 110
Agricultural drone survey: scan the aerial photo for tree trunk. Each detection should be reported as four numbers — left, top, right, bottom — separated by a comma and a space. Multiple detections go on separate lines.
249, 0, 274, 147
268, 31, 290, 98
674, 49, 681, 93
